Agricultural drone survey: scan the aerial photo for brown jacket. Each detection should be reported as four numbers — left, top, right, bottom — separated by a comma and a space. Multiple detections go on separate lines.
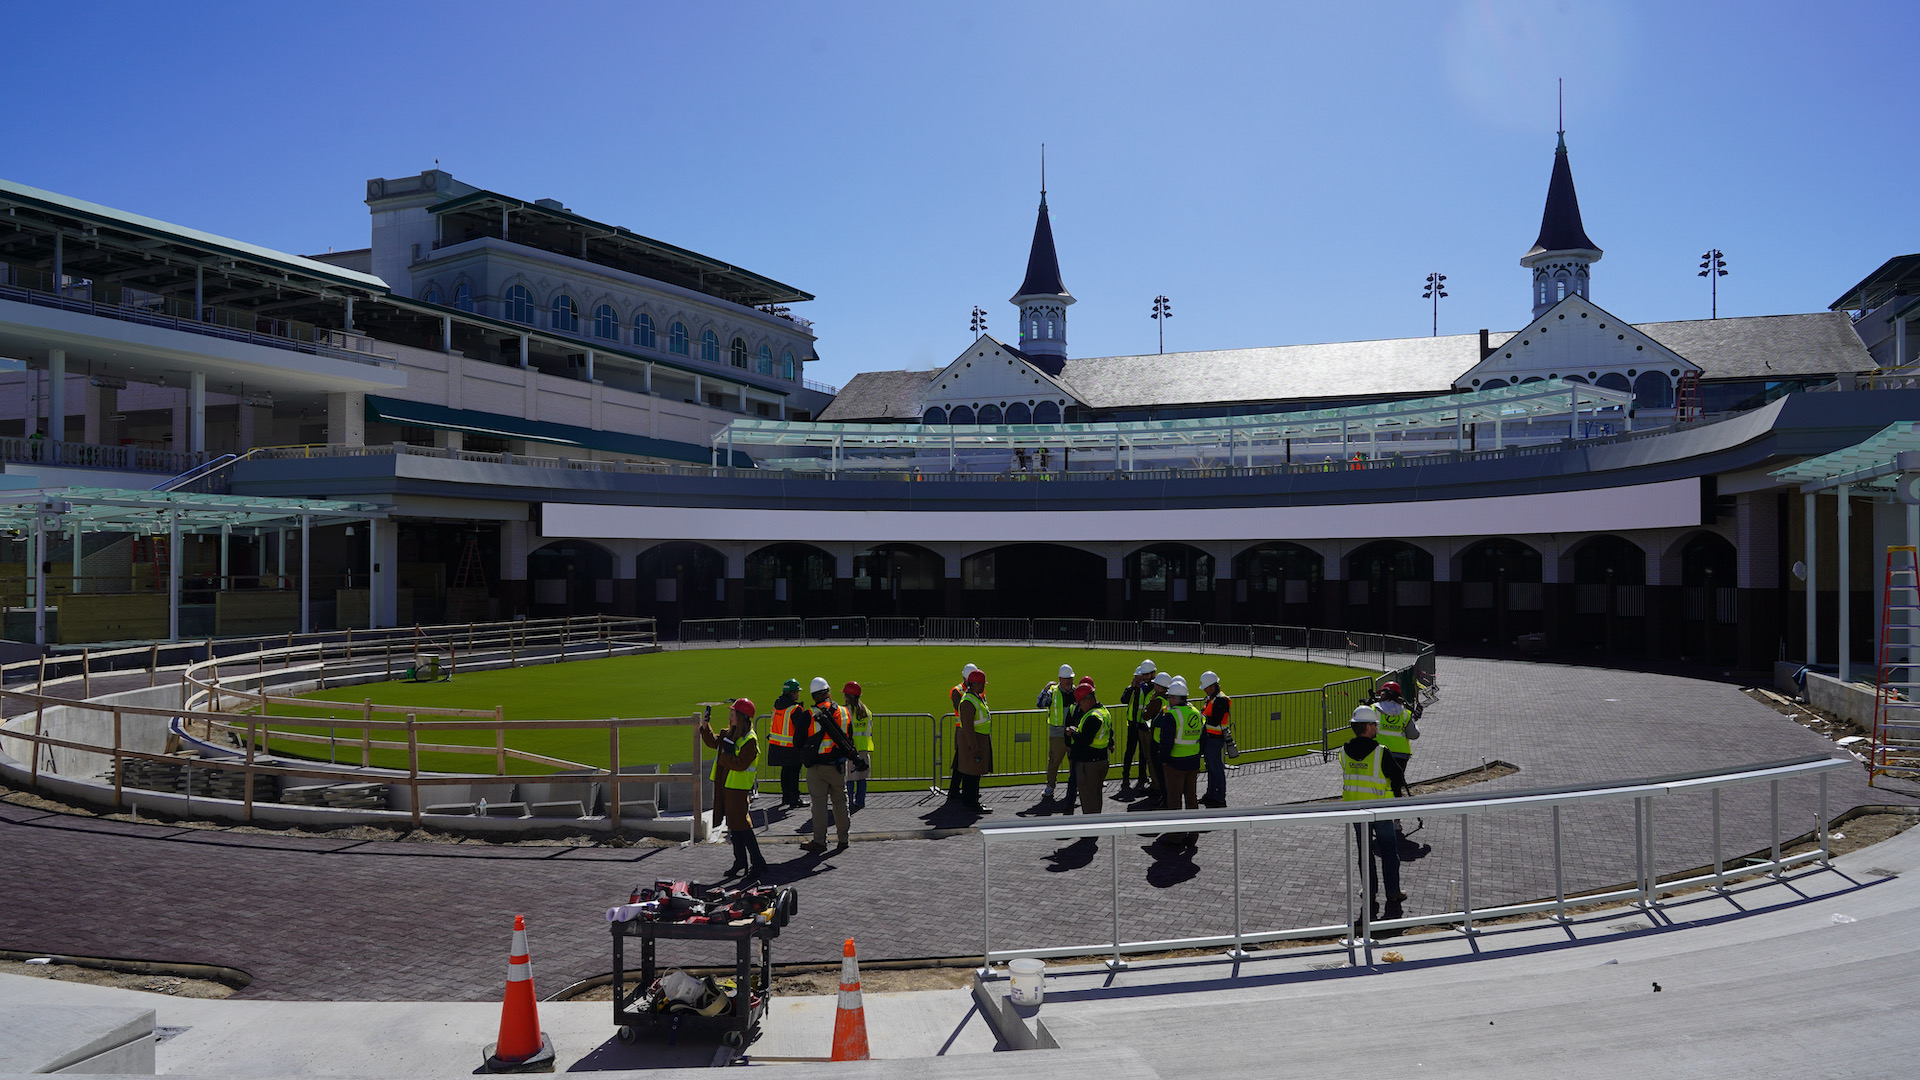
956, 698, 994, 776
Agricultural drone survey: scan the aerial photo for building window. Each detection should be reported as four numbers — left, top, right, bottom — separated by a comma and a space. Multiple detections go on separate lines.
421, 284, 443, 305
454, 282, 474, 312
1006, 401, 1031, 424
670, 321, 690, 355
949, 405, 976, 424
1632, 370, 1674, 409
503, 285, 534, 324
551, 293, 579, 333
730, 336, 748, 368
701, 329, 721, 363
592, 304, 618, 340
757, 345, 773, 375
977, 403, 1003, 425
637, 313, 657, 349
782, 350, 796, 380
921, 407, 947, 425
1032, 400, 1061, 424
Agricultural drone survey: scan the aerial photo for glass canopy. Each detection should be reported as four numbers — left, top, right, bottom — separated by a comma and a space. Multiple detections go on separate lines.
0, 486, 386, 534
1770, 421, 1920, 493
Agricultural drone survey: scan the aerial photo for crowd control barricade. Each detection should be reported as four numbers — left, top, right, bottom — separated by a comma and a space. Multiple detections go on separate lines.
978, 618, 1032, 642
742, 618, 804, 642
868, 617, 922, 641
1203, 623, 1252, 649
1032, 618, 1094, 644
1224, 688, 1326, 760
1321, 676, 1374, 754
976, 707, 1053, 784
975, 754, 1849, 971
804, 616, 868, 641
1092, 621, 1142, 645
680, 619, 741, 645
924, 617, 977, 641
756, 712, 943, 796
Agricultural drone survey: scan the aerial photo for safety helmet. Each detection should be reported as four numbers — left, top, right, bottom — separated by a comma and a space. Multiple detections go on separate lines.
1074, 682, 1096, 702
810, 676, 830, 694
731, 697, 755, 716
782, 678, 801, 694
1379, 681, 1402, 700
961, 663, 979, 679
1152, 671, 1173, 689
1351, 704, 1381, 726
1059, 664, 1075, 679
1200, 670, 1220, 690
966, 668, 987, 688
1140, 659, 1158, 675
843, 681, 862, 696
1168, 676, 1189, 697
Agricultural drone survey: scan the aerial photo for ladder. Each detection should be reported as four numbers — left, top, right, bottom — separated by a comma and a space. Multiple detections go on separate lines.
1675, 372, 1703, 423
1871, 546, 1920, 785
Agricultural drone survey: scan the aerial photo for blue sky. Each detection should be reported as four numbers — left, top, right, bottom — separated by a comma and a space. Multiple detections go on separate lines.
1, 2, 1909, 387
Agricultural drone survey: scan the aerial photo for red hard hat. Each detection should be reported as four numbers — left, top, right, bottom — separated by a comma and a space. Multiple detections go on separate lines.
966, 669, 986, 688
1074, 683, 1096, 701
732, 697, 755, 715
1078, 675, 1095, 687
843, 681, 862, 696
1381, 681, 1402, 697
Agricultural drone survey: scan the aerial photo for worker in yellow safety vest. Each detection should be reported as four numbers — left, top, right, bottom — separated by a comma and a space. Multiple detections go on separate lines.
1341, 704, 1407, 918
946, 662, 978, 798
1066, 678, 1112, 815
947, 668, 994, 815
1372, 681, 1419, 799
1042, 663, 1078, 807
1198, 671, 1233, 808
700, 698, 768, 882
766, 677, 807, 810
843, 681, 874, 812
799, 677, 856, 853
1118, 660, 1156, 800
1154, 676, 1205, 849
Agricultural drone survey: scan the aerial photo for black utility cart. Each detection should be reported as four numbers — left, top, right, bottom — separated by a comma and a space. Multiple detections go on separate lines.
609, 887, 797, 1050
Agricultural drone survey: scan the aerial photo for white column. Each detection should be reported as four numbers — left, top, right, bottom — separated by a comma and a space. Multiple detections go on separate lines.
738, 384, 747, 412
1839, 484, 1851, 682
371, 518, 400, 629
31, 515, 45, 647
71, 527, 82, 596
693, 374, 703, 403
188, 370, 206, 454
220, 523, 230, 592
168, 510, 180, 642
519, 333, 529, 368
47, 349, 65, 445
1805, 491, 1817, 667
299, 515, 311, 635
442, 315, 453, 352
344, 295, 355, 332
643, 363, 653, 394
326, 392, 366, 447
584, 348, 595, 382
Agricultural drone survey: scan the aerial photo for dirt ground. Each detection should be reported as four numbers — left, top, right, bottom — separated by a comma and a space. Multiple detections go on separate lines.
0, 957, 235, 998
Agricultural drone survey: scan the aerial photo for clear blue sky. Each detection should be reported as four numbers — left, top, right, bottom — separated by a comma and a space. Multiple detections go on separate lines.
2, 2, 1910, 387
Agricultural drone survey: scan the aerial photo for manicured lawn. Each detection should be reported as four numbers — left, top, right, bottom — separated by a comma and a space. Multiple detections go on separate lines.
268, 644, 1372, 786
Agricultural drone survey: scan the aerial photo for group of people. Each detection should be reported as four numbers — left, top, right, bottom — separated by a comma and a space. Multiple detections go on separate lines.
1340, 679, 1421, 918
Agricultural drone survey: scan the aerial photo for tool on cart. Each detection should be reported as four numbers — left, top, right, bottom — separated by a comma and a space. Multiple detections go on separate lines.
482, 915, 556, 1073
609, 882, 798, 1051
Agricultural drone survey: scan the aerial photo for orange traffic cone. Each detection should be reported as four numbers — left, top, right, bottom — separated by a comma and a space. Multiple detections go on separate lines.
482, 915, 555, 1073
830, 937, 871, 1061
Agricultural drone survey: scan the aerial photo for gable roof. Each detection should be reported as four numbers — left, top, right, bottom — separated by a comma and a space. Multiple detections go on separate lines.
1455, 295, 1695, 387
1525, 133, 1601, 259
1637, 311, 1874, 379
815, 368, 936, 422
1012, 196, 1070, 300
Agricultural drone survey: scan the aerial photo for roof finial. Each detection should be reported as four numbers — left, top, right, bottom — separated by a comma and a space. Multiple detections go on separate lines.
1040, 143, 1047, 208
1557, 78, 1566, 151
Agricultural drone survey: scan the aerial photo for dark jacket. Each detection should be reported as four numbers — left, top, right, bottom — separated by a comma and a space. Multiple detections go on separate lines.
1342, 734, 1408, 790
767, 691, 804, 767
1069, 701, 1110, 762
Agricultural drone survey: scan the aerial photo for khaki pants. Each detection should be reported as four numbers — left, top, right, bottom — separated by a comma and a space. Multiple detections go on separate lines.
1046, 733, 1069, 788
1075, 755, 1109, 814
1162, 764, 1198, 811
807, 762, 850, 845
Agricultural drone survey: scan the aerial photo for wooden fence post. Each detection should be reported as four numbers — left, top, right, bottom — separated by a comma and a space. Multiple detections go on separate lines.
495, 705, 507, 775
30, 692, 45, 786
82, 649, 91, 699
608, 722, 622, 824
362, 699, 373, 768
148, 643, 158, 687
690, 714, 704, 845
407, 714, 421, 827
243, 719, 256, 822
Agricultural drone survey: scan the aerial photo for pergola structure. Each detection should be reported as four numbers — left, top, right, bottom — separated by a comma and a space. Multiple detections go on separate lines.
0, 486, 386, 644
1771, 421, 1920, 682
712, 378, 1637, 472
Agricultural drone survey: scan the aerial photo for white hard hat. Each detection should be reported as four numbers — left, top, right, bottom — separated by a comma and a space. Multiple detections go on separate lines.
1059, 664, 1075, 679
810, 676, 830, 694
961, 663, 978, 678
1168, 676, 1189, 697
1200, 670, 1220, 690
1140, 659, 1157, 674
1152, 671, 1173, 689
1351, 704, 1380, 725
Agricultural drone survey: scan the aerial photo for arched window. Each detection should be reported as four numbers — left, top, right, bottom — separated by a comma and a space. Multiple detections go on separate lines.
1556, 280, 1567, 301
757, 345, 773, 375
1005, 402, 1031, 424
503, 285, 534, 324
781, 350, 796, 380
700, 329, 720, 363
921, 407, 947, 426
1562, 374, 1589, 384
1596, 372, 1631, 392
1632, 370, 1674, 409
669, 321, 690, 355
636, 313, 657, 349
1520, 376, 1544, 384
1032, 401, 1061, 424
949, 404, 976, 425
730, 336, 748, 368
591, 304, 618, 340
1046, 319, 1054, 337
1029, 319, 1039, 340
978, 403, 1004, 425
551, 293, 579, 333
1481, 378, 1509, 390
454, 282, 474, 312
421, 284, 444, 305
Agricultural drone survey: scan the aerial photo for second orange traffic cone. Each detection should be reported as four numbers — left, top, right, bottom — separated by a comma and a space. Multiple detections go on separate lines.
482, 915, 555, 1073
830, 937, 871, 1060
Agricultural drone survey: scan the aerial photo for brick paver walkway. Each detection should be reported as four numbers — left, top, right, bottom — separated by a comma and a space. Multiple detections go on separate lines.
2, 658, 1913, 1000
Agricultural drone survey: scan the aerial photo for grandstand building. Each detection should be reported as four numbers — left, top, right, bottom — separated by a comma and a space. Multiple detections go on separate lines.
0, 133, 1915, 677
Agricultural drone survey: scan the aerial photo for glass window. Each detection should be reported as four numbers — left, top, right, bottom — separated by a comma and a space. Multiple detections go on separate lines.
454, 282, 474, 312
669, 321, 690, 355
1596, 372, 1631, 392
1632, 370, 1674, 409
1032, 401, 1061, 424
701, 329, 720, 363
1005, 402, 1031, 424
949, 404, 976, 425
592, 304, 618, 340
421, 284, 443, 305
921, 407, 946, 425
637, 313, 657, 349
730, 336, 748, 368
551, 294, 579, 333
782, 350, 796, 380
757, 345, 773, 374
977, 404, 1003, 425
503, 285, 534, 324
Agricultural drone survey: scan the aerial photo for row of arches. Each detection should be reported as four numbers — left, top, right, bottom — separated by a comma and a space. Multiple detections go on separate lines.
921, 400, 1065, 426
1473, 369, 1678, 409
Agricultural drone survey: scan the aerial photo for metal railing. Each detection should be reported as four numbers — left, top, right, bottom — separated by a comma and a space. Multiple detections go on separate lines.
0, 435, 204, 476
976, 755, 1849, 970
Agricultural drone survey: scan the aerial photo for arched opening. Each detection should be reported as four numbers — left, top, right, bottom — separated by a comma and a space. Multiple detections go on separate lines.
550, 294, 579, 334
1125, 544, 1214, 623
1233, 543, 1322, 622
1679, 532, 1738, 663
745, 543, 835, 617
1633, 370, 1674, 409
1568, 534, 1647, 653
527, 540, 613, 617
921, 407, 947, 426
1596, 372, 1630, 392
960, 544, 1105, 618
637, 542, 726, 628
851, 544, 944, 618
948, 405, 976, 425
1005, 402, 1032, 424
977, 404, 1004, 425
1457, 538, 1544, 648
1032, 401, 1061, 424
1346, 541, 1433, 636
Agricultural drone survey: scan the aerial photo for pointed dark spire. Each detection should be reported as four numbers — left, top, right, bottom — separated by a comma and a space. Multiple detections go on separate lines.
1525, 129, 1600, 259
1013, 194, 1069, 298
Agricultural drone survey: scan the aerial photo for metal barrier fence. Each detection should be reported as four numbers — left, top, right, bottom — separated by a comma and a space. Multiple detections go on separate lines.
977, 755, 1848, 970
751, 711, 944, 795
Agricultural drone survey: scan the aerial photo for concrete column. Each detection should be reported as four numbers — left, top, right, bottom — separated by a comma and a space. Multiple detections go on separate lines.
168, 510, 180, 642
372, 518, 398, 628
1839, 484, 1851, 682
1805, 491, 1818, 666
47, 349, 65, 444
499, 519, 531, 616
1105, 551, 1126, 621
738, 385, 747, 413
237, 402, 258, 450
31, 517, 44, 647
694, 375, 703, 404
220, 523, 230, 592
432, 429, 464, 451
644, 363, 653, 394
724, 546, 747, 617
299, 515, 311, 634
194, 265, 204, 319
442, 315, 453, 352
344, 295, 355, 332
1735, 495, 1782, 670
326, 392, 366, 446
83, 380, 106, 445
188, 370, 206, 454
52, 232, 62, 295
584, 348, 594, 382
519, 333, 529, 368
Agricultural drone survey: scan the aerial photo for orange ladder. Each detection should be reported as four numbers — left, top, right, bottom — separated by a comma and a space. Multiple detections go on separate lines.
1871, 546, 1920, 786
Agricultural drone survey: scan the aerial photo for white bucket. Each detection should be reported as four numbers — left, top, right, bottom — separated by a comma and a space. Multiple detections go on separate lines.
1007, 957, 1046, 1007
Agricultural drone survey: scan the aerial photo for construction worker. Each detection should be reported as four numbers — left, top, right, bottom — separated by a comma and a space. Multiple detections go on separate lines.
1140, 670, 1174, 808
798, 676, 855, 853
700, 698, 767, 881
843, 681, 873, 812
947, 662, 978, 798
1198, 671, 1233, 808
766, 678, 807, 810
1341, 704, 1407, 917
1117, 661, 1155, 799
1067, 678, 1112, 815
951, 667, 994, 814
1042, 664, 1077, 805
1372, 681, 1419, 799
1156, 676, 1205, 848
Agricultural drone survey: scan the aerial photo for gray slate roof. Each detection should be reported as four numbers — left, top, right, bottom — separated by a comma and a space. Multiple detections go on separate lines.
818, 311, 1871, 421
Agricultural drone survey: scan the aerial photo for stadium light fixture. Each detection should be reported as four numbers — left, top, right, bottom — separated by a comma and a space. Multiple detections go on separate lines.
970, 306, 988, 337
1699, 249, 1728, 319
1151, 295, 1172, 354
1422, 272, 1448, 336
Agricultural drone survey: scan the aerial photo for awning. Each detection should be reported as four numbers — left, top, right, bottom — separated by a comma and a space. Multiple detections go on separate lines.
364, 395, 751, 468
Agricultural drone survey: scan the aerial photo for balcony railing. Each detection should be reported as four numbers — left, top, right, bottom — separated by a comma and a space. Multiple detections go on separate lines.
0, 435, 205, 476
